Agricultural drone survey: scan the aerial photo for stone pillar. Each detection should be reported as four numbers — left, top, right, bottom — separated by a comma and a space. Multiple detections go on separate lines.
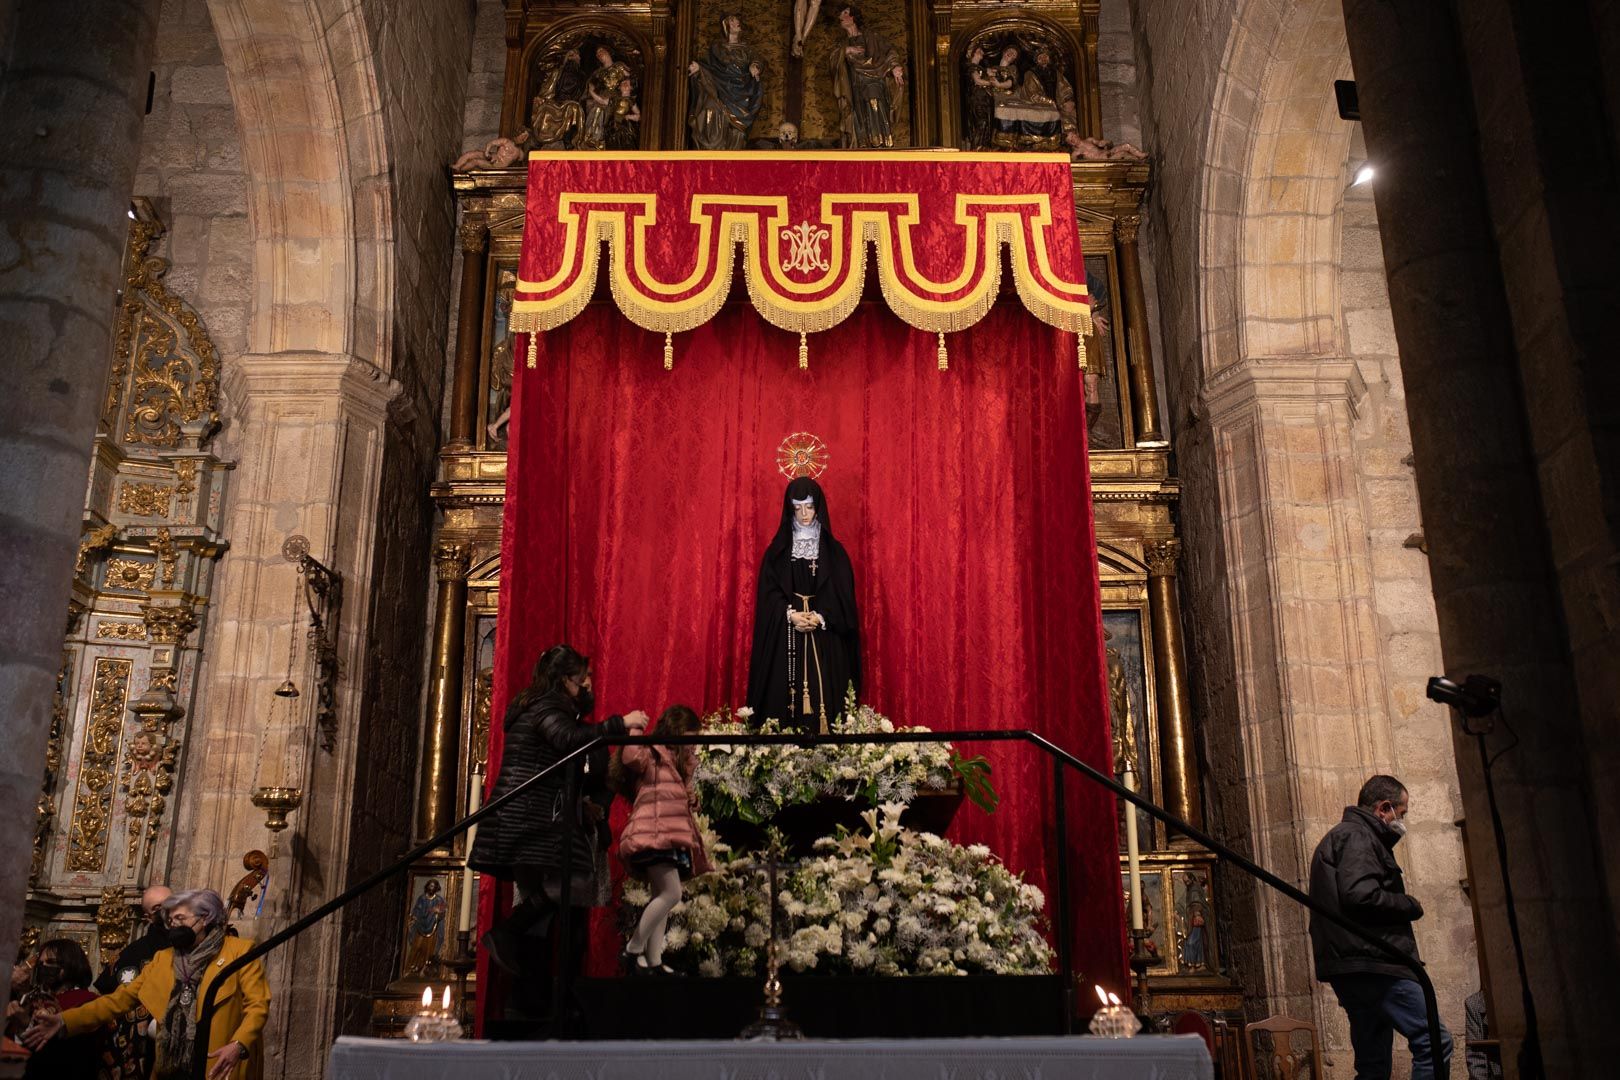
176, 353, 401, 1078
1202, 360, 1399, 1025
446, 216, 488, 448
1342, 1, 1620, 1071
1144, 538, 1201, 831
416, 542, 470, 844
0, 0, 160, 986
1116, 214, 1165, 446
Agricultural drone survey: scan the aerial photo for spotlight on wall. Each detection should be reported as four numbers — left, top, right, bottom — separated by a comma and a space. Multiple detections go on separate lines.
1425, 673, 1500, 718
1351, 164, 1376, 187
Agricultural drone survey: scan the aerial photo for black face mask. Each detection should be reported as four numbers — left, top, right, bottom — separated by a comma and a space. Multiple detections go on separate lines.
167, 925, 198, 952
574, 687, 595, 715
33, 963, 63, 989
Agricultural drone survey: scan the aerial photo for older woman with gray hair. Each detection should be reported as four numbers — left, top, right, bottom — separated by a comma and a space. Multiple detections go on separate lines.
24, 888, 270, 1080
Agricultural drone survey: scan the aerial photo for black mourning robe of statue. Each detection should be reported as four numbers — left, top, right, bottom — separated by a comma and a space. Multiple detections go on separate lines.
746, 477, 861, 730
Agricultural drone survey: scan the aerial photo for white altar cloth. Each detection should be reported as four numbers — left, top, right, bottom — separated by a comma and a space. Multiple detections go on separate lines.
327, 1034, 1214, 1080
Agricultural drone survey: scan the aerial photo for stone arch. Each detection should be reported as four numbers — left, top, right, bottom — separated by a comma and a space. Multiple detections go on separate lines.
206, 0, 391, 365
1200, 0, 1354, 374
1188, 0, 1472, 1054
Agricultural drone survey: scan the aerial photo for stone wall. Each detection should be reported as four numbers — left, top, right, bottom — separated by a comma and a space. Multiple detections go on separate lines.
134, 0, 251, 362
335, 0, 477, 1039
1126, 1, 1475, 1071
1098, 0, 1142, 147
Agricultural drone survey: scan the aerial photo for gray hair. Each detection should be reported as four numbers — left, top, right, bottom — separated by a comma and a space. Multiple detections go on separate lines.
168, 888, 228, 928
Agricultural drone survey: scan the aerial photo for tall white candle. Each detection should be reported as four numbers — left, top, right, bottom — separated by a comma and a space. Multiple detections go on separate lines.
457, 766, 484, 933
1123, 766, 1144, 932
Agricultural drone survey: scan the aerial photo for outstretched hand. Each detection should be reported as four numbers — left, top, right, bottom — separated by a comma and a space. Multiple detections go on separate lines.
21, 1013, 64, 1050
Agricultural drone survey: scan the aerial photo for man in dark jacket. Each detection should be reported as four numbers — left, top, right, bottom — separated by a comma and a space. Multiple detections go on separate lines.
1309, 775, 1453, 1080
93, 884, 171, 993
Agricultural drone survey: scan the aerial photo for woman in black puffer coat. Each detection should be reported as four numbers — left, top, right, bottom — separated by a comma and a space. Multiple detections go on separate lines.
470, 645, 647, 1008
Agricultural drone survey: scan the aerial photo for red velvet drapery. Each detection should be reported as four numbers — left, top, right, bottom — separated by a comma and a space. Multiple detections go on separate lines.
477, 298, 1125, 1022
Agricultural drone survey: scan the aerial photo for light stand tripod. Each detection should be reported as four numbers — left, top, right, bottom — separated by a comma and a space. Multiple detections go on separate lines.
1427, 674, 1543, 1080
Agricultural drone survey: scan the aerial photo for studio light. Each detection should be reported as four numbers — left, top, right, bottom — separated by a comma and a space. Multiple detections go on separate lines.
1352, 164, 1375, 186
1425, 673, 1499, 717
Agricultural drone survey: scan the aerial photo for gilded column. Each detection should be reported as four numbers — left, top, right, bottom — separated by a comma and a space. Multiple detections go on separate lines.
416, 541, 471, 845
1116, 214, 1166, 446
446, 216, 489, 449
1146, 538, 1201, 830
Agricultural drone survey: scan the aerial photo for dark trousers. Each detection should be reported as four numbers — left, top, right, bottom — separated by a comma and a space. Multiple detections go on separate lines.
1330, 975, 1454, 1080
499, 870, 589, 1023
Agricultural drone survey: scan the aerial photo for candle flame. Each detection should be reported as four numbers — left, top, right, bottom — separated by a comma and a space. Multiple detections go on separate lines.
1095, 984, 1109, 1006
1108, 992, 1122, 1006
442, 986, 451, 1010
420, 986, 431, 1007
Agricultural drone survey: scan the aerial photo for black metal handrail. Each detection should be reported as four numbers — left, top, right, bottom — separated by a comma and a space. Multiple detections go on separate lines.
193, 728, 1447, 1079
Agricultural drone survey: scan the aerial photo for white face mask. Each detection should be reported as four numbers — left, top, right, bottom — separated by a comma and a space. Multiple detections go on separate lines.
1389, 817, 1408, 838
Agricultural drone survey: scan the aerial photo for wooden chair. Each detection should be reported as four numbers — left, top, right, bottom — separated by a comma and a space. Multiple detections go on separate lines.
1243, 1014, 1323, 1080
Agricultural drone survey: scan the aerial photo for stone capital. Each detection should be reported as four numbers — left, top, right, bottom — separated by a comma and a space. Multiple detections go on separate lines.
223, 353, 406, 428
1201, 357, 1368, 423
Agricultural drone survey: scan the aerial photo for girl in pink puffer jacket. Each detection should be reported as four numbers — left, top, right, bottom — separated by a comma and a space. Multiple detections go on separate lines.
616, 704, 712, 974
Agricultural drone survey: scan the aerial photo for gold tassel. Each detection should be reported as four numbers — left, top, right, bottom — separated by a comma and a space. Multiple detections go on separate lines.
663, 331, 673, 371
798, 331, 808, 370
937, 330, 948, 371
1076, 330, 1087, 372
803, 685, 812, 714
526, 332, 538, 369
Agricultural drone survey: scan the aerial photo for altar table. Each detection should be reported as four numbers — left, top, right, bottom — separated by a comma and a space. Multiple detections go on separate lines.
327, 1034, 1214, 1080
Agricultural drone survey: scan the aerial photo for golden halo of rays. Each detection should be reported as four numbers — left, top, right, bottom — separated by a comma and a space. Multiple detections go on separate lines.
776, 432, 829, 480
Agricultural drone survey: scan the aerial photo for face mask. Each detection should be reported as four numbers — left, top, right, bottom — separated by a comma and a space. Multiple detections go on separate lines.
574, 687, 595, 715
1389, 817, 1408, 838
34, 963, 63, 989
167, 925, 198, 952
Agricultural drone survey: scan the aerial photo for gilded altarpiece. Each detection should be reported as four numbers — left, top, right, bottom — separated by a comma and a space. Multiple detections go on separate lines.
377, 0, 1234, 1032
25, 204, 231, 971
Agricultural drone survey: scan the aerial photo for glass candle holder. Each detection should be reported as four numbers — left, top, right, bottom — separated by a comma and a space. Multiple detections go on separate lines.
1088, 1003, 1143, 1038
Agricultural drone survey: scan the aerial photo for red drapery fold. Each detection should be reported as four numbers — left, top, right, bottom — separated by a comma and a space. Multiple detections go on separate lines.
479, 299, 1124, 1023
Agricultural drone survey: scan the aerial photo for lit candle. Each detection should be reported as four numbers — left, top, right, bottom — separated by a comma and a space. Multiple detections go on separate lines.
1122, 765, 1144, 932
1108, 992, 1122, 1006
1095, 985, 1109, 1007
458, 766, 484, 933
420, 986, 431, 1010
441, 986, 451, 1013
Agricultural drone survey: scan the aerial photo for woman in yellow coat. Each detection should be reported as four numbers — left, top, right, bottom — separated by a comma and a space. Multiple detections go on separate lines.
23, 889, 269, 1080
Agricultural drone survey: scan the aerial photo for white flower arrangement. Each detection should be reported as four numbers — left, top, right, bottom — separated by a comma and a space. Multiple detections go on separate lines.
620, 804, 1053, 978
694, 700, 957, 824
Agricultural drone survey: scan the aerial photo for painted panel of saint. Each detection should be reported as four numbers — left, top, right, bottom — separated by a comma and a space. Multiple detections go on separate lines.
1120, 869, 1171, 970
959, 26, 1079, 152
1085, 254, 1127, 450
1103, 609, 1153, 848
401, 874, 449, 979
1172, 866, 1219, 975
483, 264, 517, 451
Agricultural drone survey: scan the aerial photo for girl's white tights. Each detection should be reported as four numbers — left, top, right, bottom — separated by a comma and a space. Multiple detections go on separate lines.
628, 863, 683, 966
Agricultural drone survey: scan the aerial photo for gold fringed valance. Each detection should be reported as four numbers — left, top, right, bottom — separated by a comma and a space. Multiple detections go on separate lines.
512, 152, 1091, 368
